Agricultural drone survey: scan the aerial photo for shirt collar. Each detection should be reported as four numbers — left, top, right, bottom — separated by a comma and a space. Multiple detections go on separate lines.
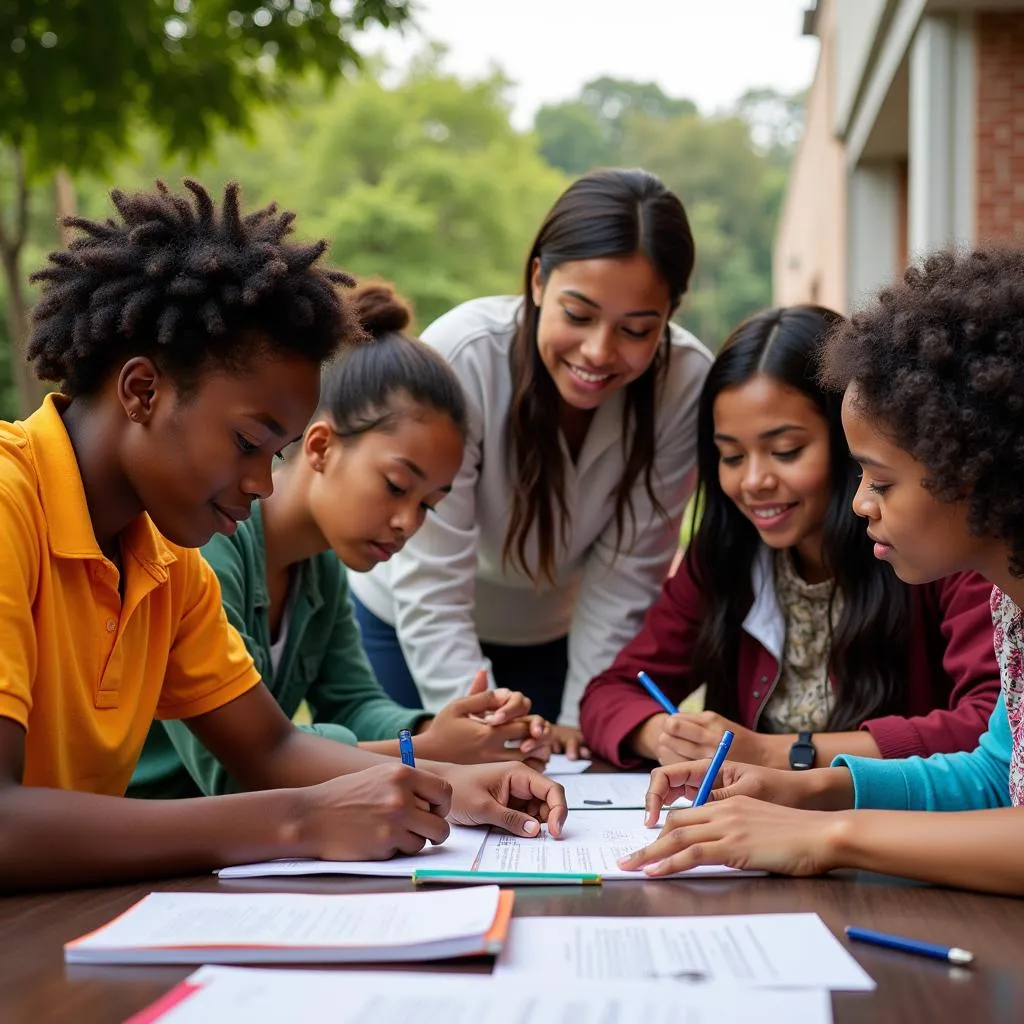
250, 500, 324, 613
25, 394, 176, 572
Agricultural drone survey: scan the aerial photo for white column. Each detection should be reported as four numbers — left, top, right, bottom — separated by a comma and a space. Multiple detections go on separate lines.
847, 162, 899, 312
907, 13, 975, 257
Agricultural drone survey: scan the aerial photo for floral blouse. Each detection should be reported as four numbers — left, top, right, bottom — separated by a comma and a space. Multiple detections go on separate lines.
990, 586, 1024, 806
760, 549, 844, 734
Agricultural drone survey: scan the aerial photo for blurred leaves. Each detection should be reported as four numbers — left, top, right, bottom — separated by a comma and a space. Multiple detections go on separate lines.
0, 15, 804, 416
0, 0, 415, 175
0, 0, 414, 416
74, 49, 566, 329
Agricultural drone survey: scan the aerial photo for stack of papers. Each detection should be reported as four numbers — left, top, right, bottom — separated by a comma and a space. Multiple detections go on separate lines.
124, 965, 834, 1024
64, 886, 513, 966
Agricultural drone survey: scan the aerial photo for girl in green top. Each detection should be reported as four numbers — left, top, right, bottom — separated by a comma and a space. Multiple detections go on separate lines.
132, 282, 550, 798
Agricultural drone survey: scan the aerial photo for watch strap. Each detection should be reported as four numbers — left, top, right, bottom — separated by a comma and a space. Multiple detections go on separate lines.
789, 730, 816, 770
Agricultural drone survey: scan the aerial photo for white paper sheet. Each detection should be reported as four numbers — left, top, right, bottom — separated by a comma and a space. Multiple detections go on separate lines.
495, 913, 874, 990
474, 809, 761, 880
544, 753, 593, 775
66, 886, 502, 965
127, 965, 833, 1024
217, 824, 487, 879
558, 772, 690, 809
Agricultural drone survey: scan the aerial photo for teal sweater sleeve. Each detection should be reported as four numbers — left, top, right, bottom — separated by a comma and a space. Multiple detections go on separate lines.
160, 535, 362, 797
833, 695, 1012, 811
306, 562, 427, 742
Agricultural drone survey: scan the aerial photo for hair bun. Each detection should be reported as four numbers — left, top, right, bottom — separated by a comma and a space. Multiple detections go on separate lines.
352, 279, 412, 339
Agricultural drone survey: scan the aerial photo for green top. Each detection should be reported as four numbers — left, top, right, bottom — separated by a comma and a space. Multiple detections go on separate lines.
128, 502, 428, 797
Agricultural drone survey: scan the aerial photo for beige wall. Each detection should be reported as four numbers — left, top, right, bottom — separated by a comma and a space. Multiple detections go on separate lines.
773, 0, 847, 311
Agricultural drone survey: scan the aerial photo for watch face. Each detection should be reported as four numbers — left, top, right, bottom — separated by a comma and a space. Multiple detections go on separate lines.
790, 744, 815, 770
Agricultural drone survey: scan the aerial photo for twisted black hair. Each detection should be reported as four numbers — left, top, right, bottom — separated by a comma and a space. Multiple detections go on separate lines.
822, 246, 1024, 577
27, 179, 359, 398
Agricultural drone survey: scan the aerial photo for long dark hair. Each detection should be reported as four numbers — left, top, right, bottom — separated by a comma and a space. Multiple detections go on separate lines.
684, 305, 912, 730
504, 168, 695, 585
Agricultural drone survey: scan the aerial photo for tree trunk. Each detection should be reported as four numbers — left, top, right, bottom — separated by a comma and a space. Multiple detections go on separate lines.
54, 166, 77, 246
0, 250, 35, 418
0, 146, 43, 418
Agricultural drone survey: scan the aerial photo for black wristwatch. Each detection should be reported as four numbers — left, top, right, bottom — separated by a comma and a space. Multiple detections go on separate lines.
789, 731, 816, 771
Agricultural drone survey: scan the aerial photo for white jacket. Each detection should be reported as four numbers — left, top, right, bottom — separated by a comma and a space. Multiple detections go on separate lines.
348, 295, 712, 725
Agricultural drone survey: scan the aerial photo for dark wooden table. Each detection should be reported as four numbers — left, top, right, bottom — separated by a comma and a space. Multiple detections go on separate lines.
3, 866, 1023, 1023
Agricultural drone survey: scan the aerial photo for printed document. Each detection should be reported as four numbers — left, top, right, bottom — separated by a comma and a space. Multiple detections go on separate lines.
475, 809, 761, 880
125, 965, 834, 1024
495, 913, 874, 990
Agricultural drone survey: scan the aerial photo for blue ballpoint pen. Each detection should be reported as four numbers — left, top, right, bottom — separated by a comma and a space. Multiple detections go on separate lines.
845, 927, 974, 965
398, 729, 416, 768
691, 729, 735, 808
636, 671, 678, 716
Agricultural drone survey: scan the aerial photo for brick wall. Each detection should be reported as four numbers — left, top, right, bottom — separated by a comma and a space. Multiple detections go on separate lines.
975, 13, 1024, 242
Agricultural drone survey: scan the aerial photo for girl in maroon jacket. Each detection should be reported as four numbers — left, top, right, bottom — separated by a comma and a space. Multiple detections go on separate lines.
580, 305, 1000, 770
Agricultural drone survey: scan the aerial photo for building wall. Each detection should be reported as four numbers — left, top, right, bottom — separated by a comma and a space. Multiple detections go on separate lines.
773, 0, 847, 310
834, 0, 891, 135
975, 12, 1024, 241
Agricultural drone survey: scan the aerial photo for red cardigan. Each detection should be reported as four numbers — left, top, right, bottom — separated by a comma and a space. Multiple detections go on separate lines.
579, 558, 1001, 768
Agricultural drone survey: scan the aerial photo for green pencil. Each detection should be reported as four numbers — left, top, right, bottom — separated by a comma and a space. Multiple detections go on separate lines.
412, 869, 602, 886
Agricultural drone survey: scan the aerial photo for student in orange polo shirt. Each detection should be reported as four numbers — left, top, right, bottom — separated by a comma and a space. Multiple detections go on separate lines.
0, 179, 566, 892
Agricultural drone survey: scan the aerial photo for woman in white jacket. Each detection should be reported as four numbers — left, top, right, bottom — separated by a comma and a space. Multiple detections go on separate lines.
349, 168, 712, 756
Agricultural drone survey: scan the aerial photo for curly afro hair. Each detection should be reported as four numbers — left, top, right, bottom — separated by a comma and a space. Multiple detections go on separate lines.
27, 178, 363, 398
821, 247, 1024, 576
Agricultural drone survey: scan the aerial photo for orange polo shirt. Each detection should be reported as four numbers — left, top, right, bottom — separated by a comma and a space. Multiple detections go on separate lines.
0, 396, 261, 795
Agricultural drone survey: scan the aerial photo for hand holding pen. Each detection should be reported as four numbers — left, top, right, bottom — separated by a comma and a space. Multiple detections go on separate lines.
619, 773, 847, 879
635, 671, 772, 768
633, 671, 735, 826
692, 729, 735, 806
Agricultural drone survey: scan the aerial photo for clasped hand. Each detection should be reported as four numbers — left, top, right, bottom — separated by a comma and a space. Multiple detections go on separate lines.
418, 670, 553, 768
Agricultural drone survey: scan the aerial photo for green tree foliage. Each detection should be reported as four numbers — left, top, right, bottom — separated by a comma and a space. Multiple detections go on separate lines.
735, 86, 807, 164
0, 0, 414, 415
0, 296, 13, 419
79, 50, 567, 330
283, 54, 566, 324
535, 103, 614, 177
4, 8, 804, 416
535, 77, 803, 350
579, 76, 698, 148
0, 0, 414, 170
536, 77, 697, 177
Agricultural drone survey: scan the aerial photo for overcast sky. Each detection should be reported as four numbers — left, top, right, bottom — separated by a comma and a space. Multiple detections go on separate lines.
362, 0, 821, 127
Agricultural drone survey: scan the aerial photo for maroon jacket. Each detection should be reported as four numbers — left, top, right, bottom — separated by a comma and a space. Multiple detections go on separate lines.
579, 555, 1001, 768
